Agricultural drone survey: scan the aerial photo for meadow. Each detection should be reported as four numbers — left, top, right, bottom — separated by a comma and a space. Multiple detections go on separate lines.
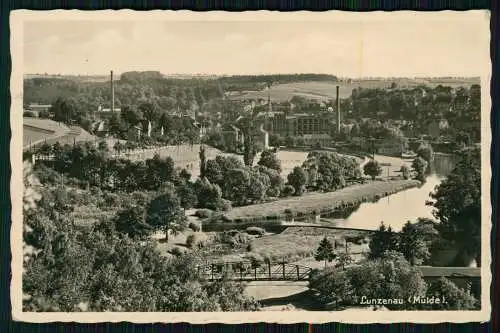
227, 78, 480, 102
118, 144, 310, 178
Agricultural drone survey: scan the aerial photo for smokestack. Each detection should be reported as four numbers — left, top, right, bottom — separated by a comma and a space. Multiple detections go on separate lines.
110, 70, 115, 113
336, 85, 341, 133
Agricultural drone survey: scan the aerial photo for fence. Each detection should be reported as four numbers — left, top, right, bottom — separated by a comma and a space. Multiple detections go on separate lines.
197, 261, 312, 281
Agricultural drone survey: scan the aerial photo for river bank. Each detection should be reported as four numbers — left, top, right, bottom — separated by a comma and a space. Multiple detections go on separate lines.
212, 179, 421, 226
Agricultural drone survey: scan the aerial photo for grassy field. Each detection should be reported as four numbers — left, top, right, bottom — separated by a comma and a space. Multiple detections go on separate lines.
225, 179, 420, 221
248, 227, 368, 263
227, 78, 480, 102
118, 144, 310, 178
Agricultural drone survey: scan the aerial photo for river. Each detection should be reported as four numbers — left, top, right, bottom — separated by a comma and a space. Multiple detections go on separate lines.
322, 153, 458, 231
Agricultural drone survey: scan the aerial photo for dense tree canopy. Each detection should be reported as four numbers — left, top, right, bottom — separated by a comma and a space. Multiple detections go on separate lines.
146, 185, 187, 240
23, 162, 259, 312
310, 252, 429, 310
257, 150, 282, 173
287, 166, 308, 196
301, 152, 361, 192
369, 222, 399, 259
429, 148, 481, 266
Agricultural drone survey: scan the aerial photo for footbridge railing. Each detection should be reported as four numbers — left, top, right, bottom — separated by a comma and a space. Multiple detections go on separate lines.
197, 261, 313, 282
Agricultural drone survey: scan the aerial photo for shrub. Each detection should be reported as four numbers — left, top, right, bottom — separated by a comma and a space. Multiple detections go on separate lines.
218, 231, 252, 249
345, 235, 365, 245
194, 209, 212, 219
103, 192, 121, 208
186, 234, 196, 248
188, 222, 201, 232
246, 226, 266, 236
227, 230, 240, 237
282, 185, 295, 197
245, 253, 264, 268
363, 159, 382, 180
400, 165, 410, 180
131, 191, 150, 207
170, 247, 185, 256
219, 199, 232, 212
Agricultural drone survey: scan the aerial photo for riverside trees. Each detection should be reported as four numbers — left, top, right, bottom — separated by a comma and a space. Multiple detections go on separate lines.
363, 159, 382, 180
428, 148, 481, 266
301, 151, 361, 192
369, 221, 436, 265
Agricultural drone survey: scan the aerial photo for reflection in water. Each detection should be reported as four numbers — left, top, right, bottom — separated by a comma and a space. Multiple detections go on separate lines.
325, 154, 458, 231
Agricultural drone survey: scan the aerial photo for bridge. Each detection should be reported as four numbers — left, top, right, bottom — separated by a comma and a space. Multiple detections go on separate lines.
197, 261, 312, 282
197, 260, 481, 292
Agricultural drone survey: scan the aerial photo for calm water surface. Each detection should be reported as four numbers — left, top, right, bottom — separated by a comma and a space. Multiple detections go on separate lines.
325, 154, 458, 231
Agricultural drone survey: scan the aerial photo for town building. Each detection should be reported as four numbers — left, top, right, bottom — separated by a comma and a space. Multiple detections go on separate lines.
263, 111, 337, 139
221, 124, 244, 151
93, 121, 108, 137
27, 103, 52, 113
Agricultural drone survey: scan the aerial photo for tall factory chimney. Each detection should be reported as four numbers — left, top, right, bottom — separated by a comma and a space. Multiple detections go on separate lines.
336, 85, 341, 133
110, 70, 115, 113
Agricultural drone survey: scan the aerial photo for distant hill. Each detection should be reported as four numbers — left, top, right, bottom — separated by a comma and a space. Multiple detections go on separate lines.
24, 74, 112, 82
227, 77, 481, 102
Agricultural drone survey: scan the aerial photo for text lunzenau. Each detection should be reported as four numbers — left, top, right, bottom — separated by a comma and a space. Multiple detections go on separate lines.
360, 296, 447, 306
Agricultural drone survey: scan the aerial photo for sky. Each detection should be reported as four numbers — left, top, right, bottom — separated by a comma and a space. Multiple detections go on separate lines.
22, 11, 490, 78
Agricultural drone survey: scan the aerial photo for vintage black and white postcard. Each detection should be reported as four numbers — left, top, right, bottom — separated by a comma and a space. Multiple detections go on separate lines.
10, 10, 492, 323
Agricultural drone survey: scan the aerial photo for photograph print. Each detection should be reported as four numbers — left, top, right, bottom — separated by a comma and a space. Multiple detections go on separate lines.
11, 10, 492, 323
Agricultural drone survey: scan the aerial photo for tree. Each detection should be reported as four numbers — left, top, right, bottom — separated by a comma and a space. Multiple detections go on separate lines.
369, 222, 399, 259
243, 134, 256, 167
146, 187, 186, 240
203, 278, 260, 311
314, 237, 336, 268
425, 277, 478, 310
179, 169, 192, 184
363, 159, 382, 180
108, 113, 127, 138
257, 149, 282, 173
337, 251, 354, 270
177, 183, 198, 210
194, 178, 223, 211
411, 157, 428, 182
199, 145, 207, 179
429, 148, 481, 266
398, 221, 431, 265
347, 252, 427, 310
304, 152, 360, 192
309, 268, 353, 309
121, 105, 143, 127
287, 166, 308, 196
282, 184, 295, 197
400, 165, 410, 180
416, 143, 434, 165
51, 97, 80, 124
114, 206, 153, 239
